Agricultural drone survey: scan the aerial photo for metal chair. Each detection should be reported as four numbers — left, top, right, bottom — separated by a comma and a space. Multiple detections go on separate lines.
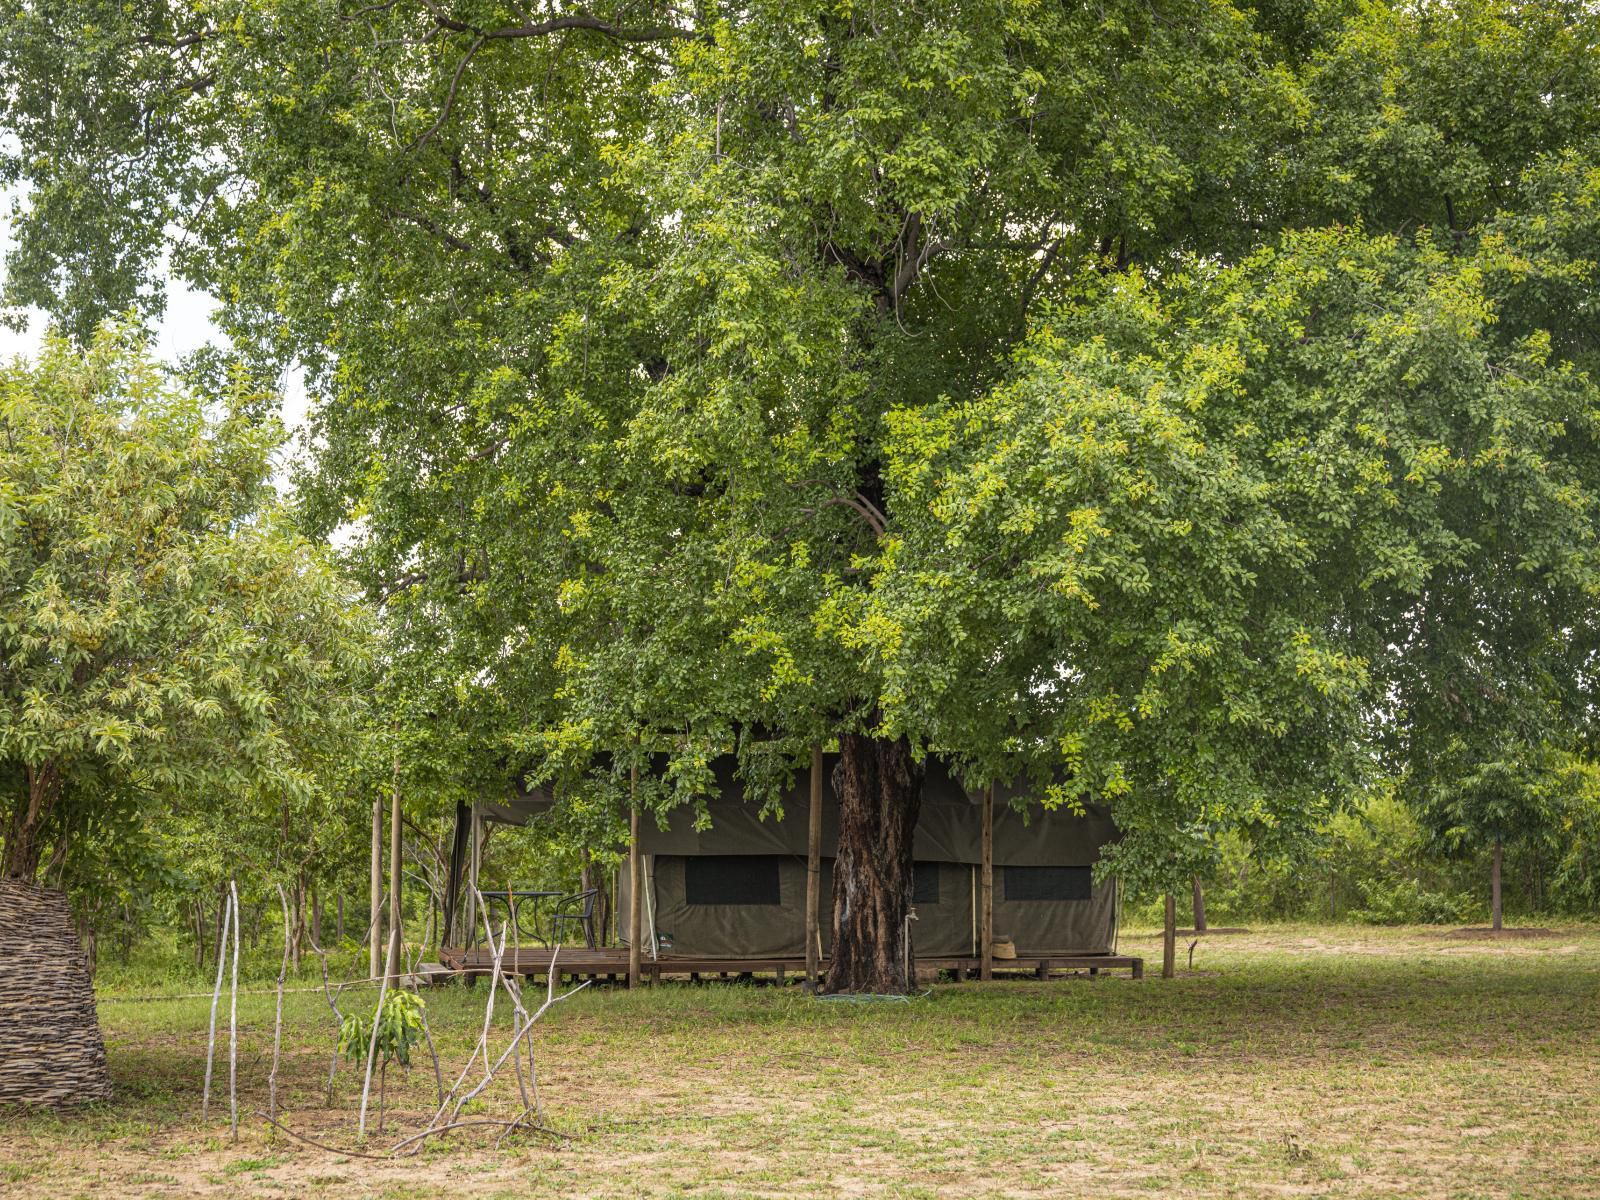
547, 888, 599, 949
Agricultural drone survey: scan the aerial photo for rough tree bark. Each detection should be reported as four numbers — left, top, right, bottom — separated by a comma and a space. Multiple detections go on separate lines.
1162, 893, 1177, 979
1192, 876, 1207, 933
824, 732, 924, 994
1491, 839, 1503, 933
2, 762, 63, 881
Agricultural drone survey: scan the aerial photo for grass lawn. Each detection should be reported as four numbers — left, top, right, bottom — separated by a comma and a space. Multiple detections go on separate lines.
3, 924, 1598, 1199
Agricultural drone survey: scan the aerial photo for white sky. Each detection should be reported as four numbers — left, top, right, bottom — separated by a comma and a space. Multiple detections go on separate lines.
0, 197, 312, 436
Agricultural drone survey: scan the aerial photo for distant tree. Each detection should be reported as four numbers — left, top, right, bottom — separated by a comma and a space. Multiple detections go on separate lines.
1417, 749, 1561, 931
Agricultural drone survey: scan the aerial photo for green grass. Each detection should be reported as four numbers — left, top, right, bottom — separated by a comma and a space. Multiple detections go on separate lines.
4, 924, 1600, 1198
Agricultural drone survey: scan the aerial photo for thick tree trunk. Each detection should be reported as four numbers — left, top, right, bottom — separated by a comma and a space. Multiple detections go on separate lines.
1491, 839, 1503, 933
824, 733, 923, 994
2, 762, 63, 882
1191, 876, 1207, 933
369, 794, 383, 979
193, 900, 207, 971
212, 887, 230, 973
387, 770, 403, 980
290, 873, 305, 973
1162, 893, 1177, 979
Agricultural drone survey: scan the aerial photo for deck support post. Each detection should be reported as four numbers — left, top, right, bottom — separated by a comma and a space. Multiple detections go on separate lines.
628, 753, 642, 991
980, 783, 994, 982
466, 804, 481, 949
805, 743, 824, 993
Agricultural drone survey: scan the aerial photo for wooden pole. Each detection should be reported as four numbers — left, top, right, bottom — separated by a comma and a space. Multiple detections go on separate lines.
1162, 893, 1176, 978
628, 755, 642, 990
369, 792, 383, 980
805, 744, 824, 992
227, 880, 241, 1141
201, 888, 232, 1120
1491, 839, 1504, 933
466, 804, 481, 947
387, 757, 403, 980
980, 783, 994, 981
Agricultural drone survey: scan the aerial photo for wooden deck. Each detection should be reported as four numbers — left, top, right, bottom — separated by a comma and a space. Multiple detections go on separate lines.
438, 945, 1143, 982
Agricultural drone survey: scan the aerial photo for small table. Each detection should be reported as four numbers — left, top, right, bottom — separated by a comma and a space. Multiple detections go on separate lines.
475, 889, 564, 947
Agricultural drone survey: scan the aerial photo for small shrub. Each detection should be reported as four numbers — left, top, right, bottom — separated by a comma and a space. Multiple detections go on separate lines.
1348, 878, 1473, 926
338, 990, 427, 1069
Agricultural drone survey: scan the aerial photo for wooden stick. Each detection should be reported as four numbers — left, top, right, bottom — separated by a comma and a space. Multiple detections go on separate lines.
269, 883, 292, 1132
407, 902, 444, 1109
252, 1112, 395, 1160
505, 879, 531, 1112
358, 925, 397, 1142
421, 897, 585, 1145
305, 930, 347, 1107
202, 887, 232, 1121
228, 880, 241, 1141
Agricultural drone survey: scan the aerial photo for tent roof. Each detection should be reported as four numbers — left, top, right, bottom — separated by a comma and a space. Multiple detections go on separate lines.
478, 754, 1116, 867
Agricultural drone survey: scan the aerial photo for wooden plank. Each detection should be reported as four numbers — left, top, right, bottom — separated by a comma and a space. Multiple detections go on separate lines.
440, 945, 1145, 979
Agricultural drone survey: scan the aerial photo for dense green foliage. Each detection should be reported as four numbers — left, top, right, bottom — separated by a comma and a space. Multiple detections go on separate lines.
1, 0, 1598, 955
0, 331, 375, 955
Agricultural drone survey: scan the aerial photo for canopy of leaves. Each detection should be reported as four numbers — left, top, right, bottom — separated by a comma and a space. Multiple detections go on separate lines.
0, 328, 374, 881
1, 0, 1597, 886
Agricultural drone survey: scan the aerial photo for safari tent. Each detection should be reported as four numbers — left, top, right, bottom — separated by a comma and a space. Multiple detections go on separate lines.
618, 755, 1119, 960
442, 753, 1123, 969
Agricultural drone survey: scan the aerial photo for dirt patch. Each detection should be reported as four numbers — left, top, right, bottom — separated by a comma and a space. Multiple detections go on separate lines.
1436, 926, 1559, 940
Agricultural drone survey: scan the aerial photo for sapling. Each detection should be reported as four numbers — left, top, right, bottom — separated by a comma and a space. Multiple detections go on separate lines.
341, 990, 427, 1134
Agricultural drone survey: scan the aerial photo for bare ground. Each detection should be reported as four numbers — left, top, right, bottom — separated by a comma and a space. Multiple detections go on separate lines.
3, 923, 1598, 1199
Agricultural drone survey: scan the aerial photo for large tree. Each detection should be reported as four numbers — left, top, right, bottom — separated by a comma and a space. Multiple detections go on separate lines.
4, 0, 1599, 988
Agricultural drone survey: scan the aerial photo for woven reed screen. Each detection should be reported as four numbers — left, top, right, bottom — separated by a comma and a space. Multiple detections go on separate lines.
0, 879, 113, 1106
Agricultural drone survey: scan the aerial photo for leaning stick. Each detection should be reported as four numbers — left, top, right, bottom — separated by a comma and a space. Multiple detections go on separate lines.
446, 945, 586, 1126
357, 924, 398, 1142
228, 880, 241, 1142
269, 883, 292, 1133
202, 888, 233, 1120
395, 896, 444, 1108
396, 970, 589, 1155
416, 901, 512, 1139
305, 931, 347, 1106
505, 879, 531, 1112
251, 1112, 396, 1160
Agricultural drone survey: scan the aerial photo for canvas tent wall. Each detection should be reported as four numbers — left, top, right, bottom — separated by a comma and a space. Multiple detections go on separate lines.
443, 754, 1121, 960
616, 755, 1121, 959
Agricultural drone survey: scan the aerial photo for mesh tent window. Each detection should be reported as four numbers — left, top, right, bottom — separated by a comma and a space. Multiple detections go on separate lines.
684, 855, 783, 905
1003, 866, 1092, 902
912, 862, 940, 905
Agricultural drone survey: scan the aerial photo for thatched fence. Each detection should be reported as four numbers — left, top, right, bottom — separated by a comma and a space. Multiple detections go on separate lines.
0, 879, 113, 1106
